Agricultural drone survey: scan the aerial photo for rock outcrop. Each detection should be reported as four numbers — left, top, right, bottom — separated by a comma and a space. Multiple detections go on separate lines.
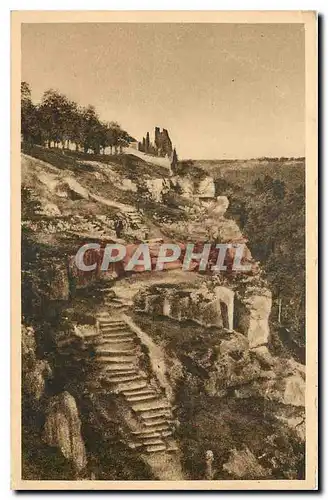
197, 176, 216, 199
223, 446, 271, 479
21, 149, 306, 481
22, 325, 52, 401
137, 283, 224, 328
235, 287, 272, 348
145, 178, 170, 203
42, 392, 87, 473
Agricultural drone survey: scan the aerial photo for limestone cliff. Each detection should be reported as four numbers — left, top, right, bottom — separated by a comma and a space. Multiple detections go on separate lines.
21, 148, 305, 481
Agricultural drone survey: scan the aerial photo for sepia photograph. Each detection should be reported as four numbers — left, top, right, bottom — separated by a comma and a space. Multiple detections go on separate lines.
11, 10, 317, 490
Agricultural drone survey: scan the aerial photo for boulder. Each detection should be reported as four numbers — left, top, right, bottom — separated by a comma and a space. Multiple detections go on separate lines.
223, 446, 271, 479
208, 196, 229, 217
24, 359, 52, 401
235, 288, 272, 348
283, 374, 305, 407
42, 392, 87, 472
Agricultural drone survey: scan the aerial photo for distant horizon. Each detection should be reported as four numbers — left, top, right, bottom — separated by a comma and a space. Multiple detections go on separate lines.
22, 23, 305, 159
181, 155, 305, 161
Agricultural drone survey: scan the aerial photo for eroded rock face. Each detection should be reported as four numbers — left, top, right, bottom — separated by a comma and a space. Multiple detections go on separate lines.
216, 218, 244, 242
209, 196, 229, 217
197, 176, 215, 199
138, 284, 224, 328
214, 286, 235, 331
145, 178, 169, 202
172, 175, 194, 198
22, 325, 52, 401
283, 374, 305, 407
235, 287, 272, 348
42, 392, 87, 472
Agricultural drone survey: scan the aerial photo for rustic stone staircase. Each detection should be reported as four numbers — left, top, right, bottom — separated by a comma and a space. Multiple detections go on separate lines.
93, 310, 179, 456
55, 285, 183, 477
121, 207, 148, 239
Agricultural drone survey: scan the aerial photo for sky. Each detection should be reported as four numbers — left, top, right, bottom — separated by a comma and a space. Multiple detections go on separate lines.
21, 23, 305, 159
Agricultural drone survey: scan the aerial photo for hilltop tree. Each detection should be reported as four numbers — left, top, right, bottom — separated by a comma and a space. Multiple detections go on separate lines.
21, 82, 40, 144
21, 82, 134, 156
39, 89, 72, 147
79, 105, 103, 154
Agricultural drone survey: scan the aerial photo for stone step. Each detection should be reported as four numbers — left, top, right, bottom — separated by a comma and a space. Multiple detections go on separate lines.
96, 355, 136, 363
100, 335, 134, 343
141, 410, 172, 420
117, 374, 148, 393
123, 388, 157, 397
125, 393, 158, 403
101, 334, 135, 341
96, 341, 135, 350
141, 437, 165, 446
104, 370, 137, 378
143, 422, 171, 432
100, 323, 128, 330
100, 338, 135, 345
101, 364, 136, 372
132, 430, 161, 438
101, 329, 132, 336
102, 336, 134, 344
142, 415, 170, 425
132, 400, 170, 412
114, 378, 148, 391
97, 314, 123, 321
98, 319, 126, 326
95, 347, 136, 355
145, 444, 167, 453
99, 324, 128, 331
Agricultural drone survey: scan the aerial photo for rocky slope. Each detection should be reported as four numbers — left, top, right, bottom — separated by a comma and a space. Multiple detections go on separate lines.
21, 146, 305, 480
